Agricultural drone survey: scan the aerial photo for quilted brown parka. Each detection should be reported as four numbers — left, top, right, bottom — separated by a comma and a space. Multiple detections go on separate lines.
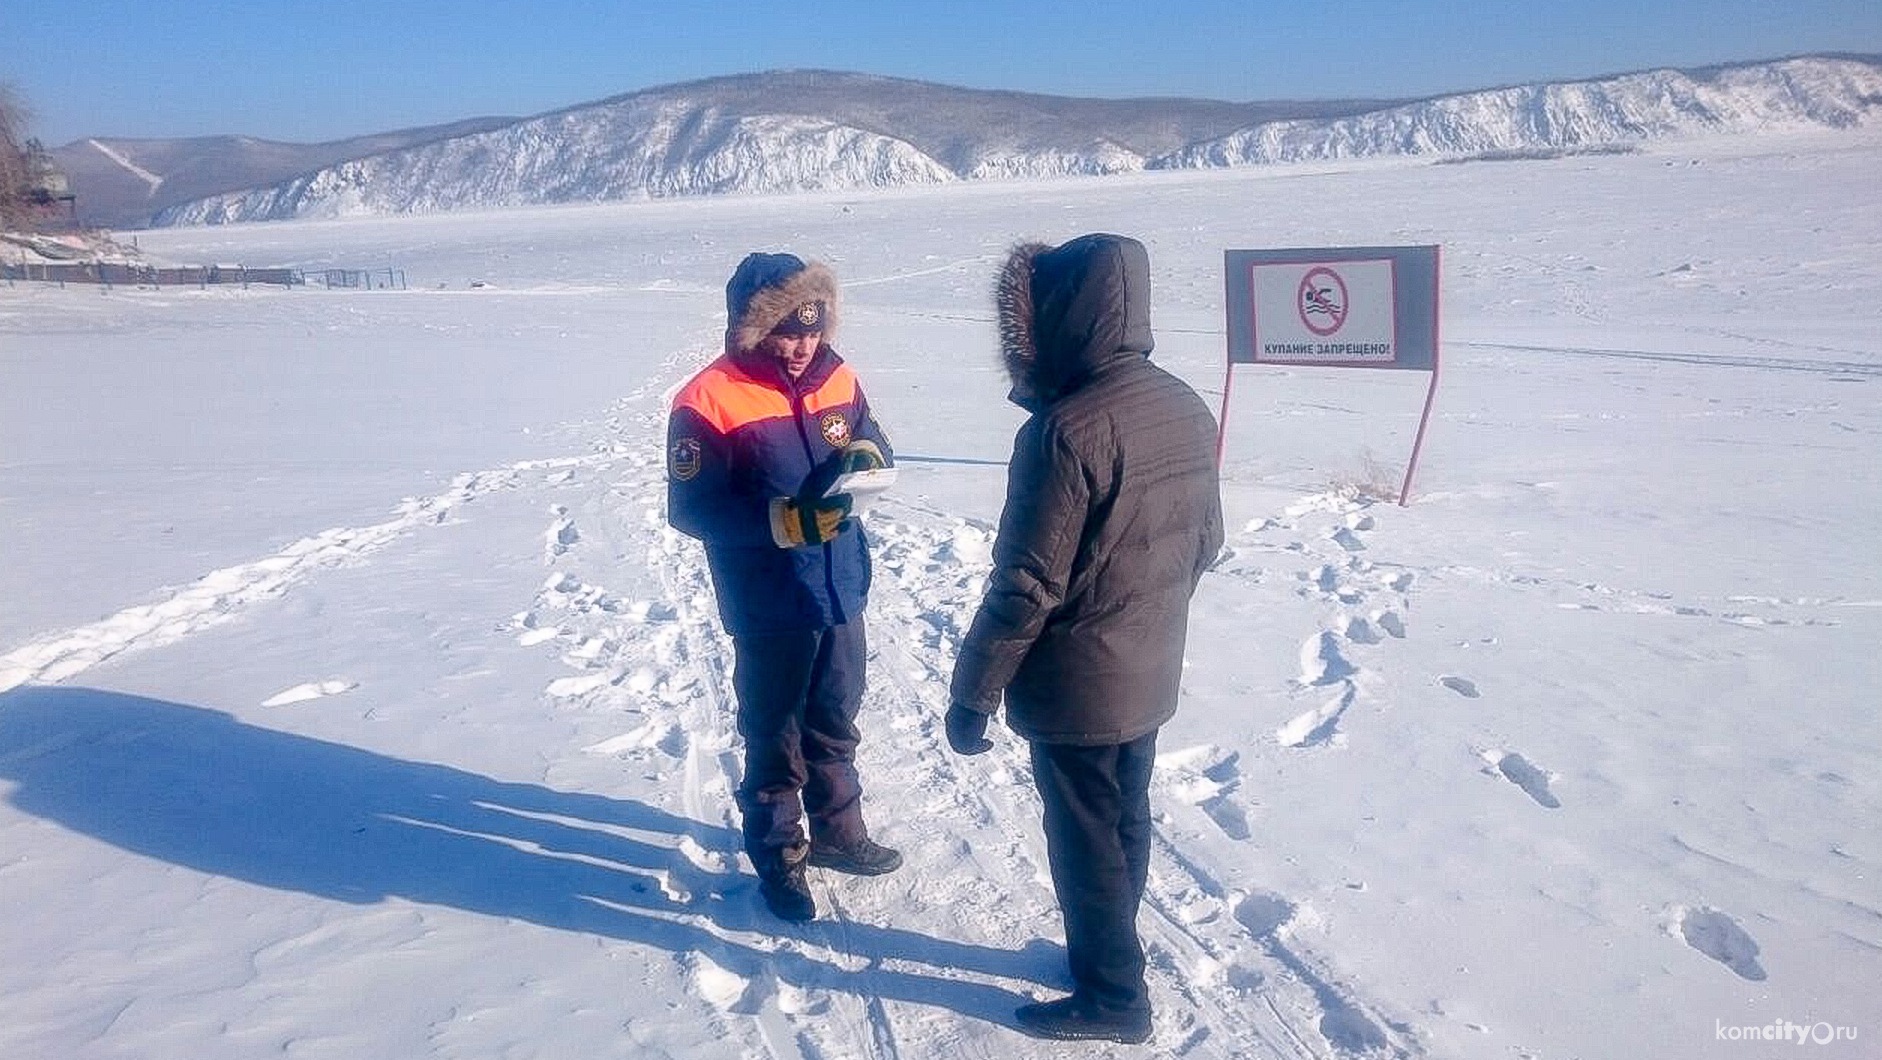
950, 233, 1225, 745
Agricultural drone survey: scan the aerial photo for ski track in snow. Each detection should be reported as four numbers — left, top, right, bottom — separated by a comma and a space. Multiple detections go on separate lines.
0, 457, 612, 695
1435, 563, 1848, 629
0, 457, 594, 692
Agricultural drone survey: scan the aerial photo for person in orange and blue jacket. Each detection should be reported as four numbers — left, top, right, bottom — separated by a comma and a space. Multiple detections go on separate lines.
666, 252, 902, 922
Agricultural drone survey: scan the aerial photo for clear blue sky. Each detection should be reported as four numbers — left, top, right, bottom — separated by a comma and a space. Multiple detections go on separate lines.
6, 0, 1880, 145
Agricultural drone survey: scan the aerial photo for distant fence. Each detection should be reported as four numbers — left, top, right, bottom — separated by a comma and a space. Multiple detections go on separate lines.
1, 262, 408, 290
312, 268, 407, 290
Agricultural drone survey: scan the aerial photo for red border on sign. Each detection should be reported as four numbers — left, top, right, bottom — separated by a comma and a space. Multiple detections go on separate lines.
1298, 267, 1349, 336
1248, 258, 1404, 368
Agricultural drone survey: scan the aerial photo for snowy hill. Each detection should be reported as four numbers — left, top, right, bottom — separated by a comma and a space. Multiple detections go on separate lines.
1154, 56, 1882, 167
147, 70, 1375, 226
147, 58, 1882, 226
50, 117, 519, 229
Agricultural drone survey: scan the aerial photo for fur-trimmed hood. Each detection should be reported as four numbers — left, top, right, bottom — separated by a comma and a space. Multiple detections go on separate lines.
995, 233, 1154, 409
724, 253, 842, 354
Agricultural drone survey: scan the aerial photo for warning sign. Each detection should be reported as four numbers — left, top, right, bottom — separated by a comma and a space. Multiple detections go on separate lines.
1217, 244, 1444, 504
1252, 258, 1396, 362
1225, 246, 1438, 370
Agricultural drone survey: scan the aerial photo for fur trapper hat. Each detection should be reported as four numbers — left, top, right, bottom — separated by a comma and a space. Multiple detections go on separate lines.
725, 252, 841, 354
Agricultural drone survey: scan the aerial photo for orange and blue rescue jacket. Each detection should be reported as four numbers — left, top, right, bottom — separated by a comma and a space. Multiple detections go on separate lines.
666, 345, 891, 635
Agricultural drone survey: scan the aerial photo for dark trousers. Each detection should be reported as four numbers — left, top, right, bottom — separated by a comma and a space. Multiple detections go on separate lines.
730, 618, 867, 872
1029, 730, 1158, 1014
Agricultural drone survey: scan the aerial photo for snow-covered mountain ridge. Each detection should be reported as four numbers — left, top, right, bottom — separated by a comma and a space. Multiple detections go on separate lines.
153, 57, 1882, 225
1158, 56, 1882, 167
53, 117, 520, 230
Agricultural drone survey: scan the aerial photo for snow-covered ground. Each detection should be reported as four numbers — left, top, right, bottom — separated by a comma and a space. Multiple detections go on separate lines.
3, 130, 1879, 1060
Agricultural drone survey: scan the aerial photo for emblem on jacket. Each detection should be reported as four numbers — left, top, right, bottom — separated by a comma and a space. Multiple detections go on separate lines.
669, 437, 702, 481
819, 412, 851, 448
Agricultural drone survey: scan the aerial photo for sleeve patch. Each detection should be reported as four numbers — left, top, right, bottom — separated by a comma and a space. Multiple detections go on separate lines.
819, 411, 852, 448
669, 437, 702, 481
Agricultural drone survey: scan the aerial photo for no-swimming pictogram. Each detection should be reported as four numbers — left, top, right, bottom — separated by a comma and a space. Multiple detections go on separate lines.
1298, 267, 1349, 336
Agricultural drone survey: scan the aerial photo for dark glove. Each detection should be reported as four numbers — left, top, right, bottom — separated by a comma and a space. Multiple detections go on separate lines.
770, 492, 853, 548
945, 703, 993, 755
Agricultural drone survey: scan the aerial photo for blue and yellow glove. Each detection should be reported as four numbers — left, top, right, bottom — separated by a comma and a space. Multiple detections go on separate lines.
770, 492, 853, 548
769, 441, 885, 548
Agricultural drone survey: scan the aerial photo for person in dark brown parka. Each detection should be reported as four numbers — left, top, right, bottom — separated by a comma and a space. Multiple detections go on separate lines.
947, 233, 1224, 1043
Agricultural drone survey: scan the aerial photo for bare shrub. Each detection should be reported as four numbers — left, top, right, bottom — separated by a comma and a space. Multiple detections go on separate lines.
1326, 448, 1401, 503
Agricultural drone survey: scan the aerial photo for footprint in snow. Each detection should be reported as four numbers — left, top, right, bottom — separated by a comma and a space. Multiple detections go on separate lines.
1234, 893, 1394, 1053
1304, 563, 1363, 603
1277, 685, 1355, 749
1481, 750, 1562, 809
777, 980, 830, 1016
1154, 745, 1251, 839
1342, 615, 1382, 644
1678, 907, 1768, 981
1299, 632, 1358, 686
584, 721, 686, 759
541, 571, 581, 595
543, 506, 580, 559
1233, 892, 1297, 938
1330, 527, 1368, 552
689, 952, 763, 1012
262, 680, 357, 707
1374, 610, 1407, 638
1440, 675, 1480, 698
1201, 797, 1253, 841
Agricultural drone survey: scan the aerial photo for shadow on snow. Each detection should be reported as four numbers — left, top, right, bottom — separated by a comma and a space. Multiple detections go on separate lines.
0, 685, 1054, 1028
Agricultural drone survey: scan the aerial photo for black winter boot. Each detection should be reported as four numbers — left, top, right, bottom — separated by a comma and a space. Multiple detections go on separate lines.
1014, 994, 1153, 1044
757, 848, 815, 921
808, 836, 903, 876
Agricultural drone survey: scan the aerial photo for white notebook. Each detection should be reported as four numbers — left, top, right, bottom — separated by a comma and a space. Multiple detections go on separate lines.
823, 467, 899, 508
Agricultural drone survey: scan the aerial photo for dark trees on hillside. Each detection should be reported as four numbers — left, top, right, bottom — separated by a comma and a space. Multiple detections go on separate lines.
1, 83, 31, 225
